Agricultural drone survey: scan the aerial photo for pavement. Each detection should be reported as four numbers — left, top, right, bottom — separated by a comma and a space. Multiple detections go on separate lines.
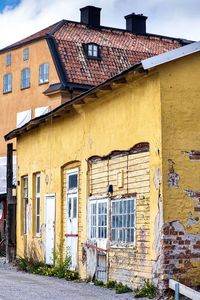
0, 261, 150, 300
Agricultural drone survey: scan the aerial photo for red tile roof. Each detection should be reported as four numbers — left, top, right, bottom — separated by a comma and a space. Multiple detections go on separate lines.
1, 20, 188, 87
53, 22, 184, 85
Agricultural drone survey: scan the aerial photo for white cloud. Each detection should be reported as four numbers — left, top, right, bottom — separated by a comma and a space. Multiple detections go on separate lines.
0, 0, 199, 49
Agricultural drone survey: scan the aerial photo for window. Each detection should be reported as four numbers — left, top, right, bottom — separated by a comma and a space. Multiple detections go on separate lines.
35, 174, 40, 235
84, 43, 100, 59
23, 176, 28, 235
3, 73, 12, 93
23, 48, 29, 61
111, 198, 135, 244
39, 63, 49, 84
90, 199, 108, 239
6, 53, 11, 66
67, 169, 78, 220
21, 68, 30, 89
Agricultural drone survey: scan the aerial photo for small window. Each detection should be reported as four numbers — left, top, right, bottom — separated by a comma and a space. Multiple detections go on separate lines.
23, 176, 28, 235
66, 169, 78, 220
111, 198, 135, 244
21, 68, 30, 89
3, 73, 12, 93
6, 53, 11, 66
35, 174, 40, 235
84, 43, 100, 59
90, 199, 108, 239
39, 63, 49, 84
23, 48, 29, 61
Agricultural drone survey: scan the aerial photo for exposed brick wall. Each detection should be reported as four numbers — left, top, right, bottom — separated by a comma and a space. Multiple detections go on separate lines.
161, 221, 200, 287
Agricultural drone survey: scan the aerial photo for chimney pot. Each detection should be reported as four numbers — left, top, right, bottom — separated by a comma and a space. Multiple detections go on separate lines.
125, 13, 147, 34
80, 6, 101, 27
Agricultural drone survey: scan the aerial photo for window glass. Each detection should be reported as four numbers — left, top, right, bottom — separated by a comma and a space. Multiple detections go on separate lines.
3, 73, 12, 93
23, 48, 29, 61
87, 44, 98, 57
39, 63, 49, 83
23, 176, 28, 235
90, 200, 107, 239
6, 54, 11, 66
35, 174, 40, 234
68, 174, 77, 190
111, 198, 135, 243
21, 68, 30, 89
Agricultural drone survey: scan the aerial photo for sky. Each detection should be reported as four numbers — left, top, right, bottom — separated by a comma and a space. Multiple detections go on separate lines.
0, 0, 199, 48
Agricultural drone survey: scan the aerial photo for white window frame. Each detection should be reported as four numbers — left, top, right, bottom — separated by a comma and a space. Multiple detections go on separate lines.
35, 173, 41, 235
39, 63, 49, 84
3, 73, 12, 93
21, 68, 30, 89
66, 168, 78, 220
111, 197, 136, 247
23, 176, 28, 235
87, 44, 98, 57
23, 48, 29, 61
89, 198, 108, 240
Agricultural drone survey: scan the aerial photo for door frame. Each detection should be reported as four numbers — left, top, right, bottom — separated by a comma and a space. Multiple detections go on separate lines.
66, 168, 79, 270
44, 193, 56, 265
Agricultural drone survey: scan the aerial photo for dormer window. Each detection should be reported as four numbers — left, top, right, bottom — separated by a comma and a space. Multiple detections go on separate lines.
84, 43, 100, 59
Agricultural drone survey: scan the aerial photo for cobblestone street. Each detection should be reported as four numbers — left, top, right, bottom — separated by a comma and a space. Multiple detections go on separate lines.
0, 262, 148, 300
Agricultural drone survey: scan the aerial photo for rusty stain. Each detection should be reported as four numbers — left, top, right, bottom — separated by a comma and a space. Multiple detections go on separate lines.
168, 159, 180, 188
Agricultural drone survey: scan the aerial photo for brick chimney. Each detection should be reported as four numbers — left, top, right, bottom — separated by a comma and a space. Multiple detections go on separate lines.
125, 13, 147, 34
80, 6, 101, 27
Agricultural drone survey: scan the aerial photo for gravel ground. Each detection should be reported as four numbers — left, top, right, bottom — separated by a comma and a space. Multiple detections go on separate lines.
0, 262, 150, 300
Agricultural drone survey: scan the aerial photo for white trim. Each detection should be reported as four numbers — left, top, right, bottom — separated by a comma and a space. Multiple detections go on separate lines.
142, 41, 200, 70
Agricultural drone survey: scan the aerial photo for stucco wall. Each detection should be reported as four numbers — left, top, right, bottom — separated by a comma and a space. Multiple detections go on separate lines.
0, 39, 60, 157
16, 71, 162, 288
159, 52, 200, 287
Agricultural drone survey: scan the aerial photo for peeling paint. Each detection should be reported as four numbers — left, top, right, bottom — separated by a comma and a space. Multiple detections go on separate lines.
153, 168, 161, 190
184, 189, 200, 213
168, 159, 179, 188
186, 212, 199, 227
182, 150, 200, 161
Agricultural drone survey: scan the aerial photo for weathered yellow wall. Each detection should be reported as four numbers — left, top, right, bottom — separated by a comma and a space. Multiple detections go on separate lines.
0, 39, 60, 156
16, 71, 162, 287
159, 52, 200, 286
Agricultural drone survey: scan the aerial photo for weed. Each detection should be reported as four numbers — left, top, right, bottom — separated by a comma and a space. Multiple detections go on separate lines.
94, 279, 105, 286
115, 282, 132, 294
105, 280, 117, 289
134, 279, 157, 299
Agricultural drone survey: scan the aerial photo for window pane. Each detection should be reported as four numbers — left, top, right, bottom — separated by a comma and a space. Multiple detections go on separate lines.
6, 54, 11, 66
68, 198, 71, 218
73, 197, 77, 218
68, 174, 77, 190
111, 199, 135, 243
36, 175, 40, 193
23, 48, 29, 60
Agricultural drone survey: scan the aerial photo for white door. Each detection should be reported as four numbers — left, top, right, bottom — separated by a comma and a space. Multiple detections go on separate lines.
66, 169, 78, 270
45, 194, 56, 265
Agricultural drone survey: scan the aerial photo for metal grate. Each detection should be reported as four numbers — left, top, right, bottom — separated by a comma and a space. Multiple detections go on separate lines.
96, 254, 107, 283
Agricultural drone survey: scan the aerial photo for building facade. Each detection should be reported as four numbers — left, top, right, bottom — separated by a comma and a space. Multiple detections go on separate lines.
5, 42, 200, 289
0, 6, 188, 244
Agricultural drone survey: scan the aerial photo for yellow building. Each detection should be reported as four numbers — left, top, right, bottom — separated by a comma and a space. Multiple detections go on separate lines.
0, 6, 186, 242
5, 42, 200, 289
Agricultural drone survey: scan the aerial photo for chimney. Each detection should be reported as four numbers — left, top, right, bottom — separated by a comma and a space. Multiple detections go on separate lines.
125, 13, 147, 34
80, 6, 101, 27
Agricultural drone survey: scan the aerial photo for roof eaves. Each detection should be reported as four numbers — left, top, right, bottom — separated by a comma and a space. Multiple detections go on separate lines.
0, 36, 48, 54
5, 62, 143, 141
142, 40, 200, 70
